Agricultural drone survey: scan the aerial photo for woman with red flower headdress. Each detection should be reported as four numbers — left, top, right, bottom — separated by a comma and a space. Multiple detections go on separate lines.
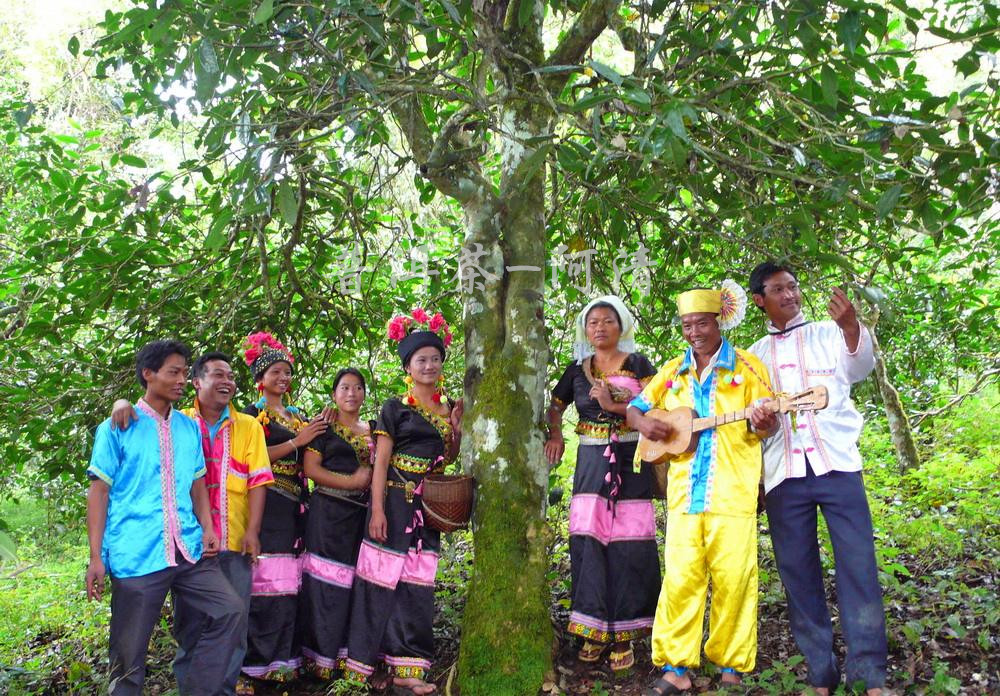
238, 332, 328, 694
343, 309, 462, 695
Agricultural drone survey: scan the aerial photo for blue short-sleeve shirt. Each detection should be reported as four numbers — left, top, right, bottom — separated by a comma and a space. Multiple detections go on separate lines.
88, 399, 207, 578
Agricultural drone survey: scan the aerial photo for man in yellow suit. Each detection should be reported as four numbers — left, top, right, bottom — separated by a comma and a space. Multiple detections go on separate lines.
627, 283, 777, 695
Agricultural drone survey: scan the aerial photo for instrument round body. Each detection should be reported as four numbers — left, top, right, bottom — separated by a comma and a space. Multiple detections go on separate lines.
638, 407, 698, 464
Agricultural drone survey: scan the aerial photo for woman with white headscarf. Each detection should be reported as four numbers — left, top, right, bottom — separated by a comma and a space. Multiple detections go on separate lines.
545, 296, 662, 676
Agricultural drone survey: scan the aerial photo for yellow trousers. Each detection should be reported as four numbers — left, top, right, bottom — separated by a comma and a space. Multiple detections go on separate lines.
651, 511, 758, 673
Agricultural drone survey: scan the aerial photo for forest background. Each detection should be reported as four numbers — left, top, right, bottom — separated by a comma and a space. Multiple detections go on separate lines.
0, 0, 997, 694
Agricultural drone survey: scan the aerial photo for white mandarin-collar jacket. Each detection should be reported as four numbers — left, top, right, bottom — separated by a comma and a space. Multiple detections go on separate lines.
748, 313, 875, 493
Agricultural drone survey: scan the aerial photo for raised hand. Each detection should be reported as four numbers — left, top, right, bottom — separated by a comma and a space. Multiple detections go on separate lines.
827, 287, 858, 330
589, 381, 614, 410
828, 287, 861, 351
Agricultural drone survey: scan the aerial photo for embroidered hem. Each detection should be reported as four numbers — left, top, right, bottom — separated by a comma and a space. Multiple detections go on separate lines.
567, 620, 652, 643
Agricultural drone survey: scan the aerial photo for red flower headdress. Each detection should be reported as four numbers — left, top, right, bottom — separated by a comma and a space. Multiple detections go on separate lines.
387, 308, 453, 347
242, 331, 295, 367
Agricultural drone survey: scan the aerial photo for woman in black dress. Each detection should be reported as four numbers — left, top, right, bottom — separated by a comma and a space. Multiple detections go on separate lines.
344, 310, 462, 696
239, 332, 327, 693
299, 368, 373, 680
544, 296, 661, 676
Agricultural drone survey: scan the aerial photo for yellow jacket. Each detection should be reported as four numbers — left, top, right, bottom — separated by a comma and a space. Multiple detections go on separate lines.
630, 338, 772, 517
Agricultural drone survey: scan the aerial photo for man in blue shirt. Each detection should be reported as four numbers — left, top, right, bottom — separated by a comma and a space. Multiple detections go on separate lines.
85, 340, 243, 696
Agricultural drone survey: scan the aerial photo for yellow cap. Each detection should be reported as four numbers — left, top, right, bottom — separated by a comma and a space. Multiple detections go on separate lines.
676, 289, 722, 316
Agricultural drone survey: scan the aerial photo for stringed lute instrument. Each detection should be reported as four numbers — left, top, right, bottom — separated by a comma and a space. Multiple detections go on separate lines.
638, 386, 829, 465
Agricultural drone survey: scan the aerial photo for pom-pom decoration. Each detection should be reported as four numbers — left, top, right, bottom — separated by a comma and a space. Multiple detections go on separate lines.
717, 279, 748, 331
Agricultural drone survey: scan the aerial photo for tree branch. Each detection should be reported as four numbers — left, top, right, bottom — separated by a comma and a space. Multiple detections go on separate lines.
545, 0, 621, 90
912, 365, 1000, 427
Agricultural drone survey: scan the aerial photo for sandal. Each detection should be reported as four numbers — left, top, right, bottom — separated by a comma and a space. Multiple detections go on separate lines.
643, 674, 686, 696
577, 639, 607, 663
235, 676, 255, 696
609, 645, 635, 675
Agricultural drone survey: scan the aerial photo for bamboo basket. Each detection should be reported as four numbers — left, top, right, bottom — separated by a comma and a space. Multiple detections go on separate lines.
421, 474, 475, 533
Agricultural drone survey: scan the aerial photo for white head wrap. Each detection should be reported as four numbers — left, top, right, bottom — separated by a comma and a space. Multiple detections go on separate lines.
573, 295, 637, 363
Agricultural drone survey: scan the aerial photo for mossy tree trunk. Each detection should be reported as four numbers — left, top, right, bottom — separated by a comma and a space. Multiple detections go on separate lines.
391, 1, 622, 691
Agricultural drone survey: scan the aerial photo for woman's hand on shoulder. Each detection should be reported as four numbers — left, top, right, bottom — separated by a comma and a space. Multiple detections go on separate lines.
294, 417, 329, 446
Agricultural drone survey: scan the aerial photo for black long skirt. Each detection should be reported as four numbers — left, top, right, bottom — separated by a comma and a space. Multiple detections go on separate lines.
243, 489, 303, 680
298, 491, 368, 677
344, 478, 441, 683
567, 439, 661, 644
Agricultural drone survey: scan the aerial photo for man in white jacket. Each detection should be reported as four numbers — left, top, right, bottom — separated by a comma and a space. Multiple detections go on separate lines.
747, 262, 887, 695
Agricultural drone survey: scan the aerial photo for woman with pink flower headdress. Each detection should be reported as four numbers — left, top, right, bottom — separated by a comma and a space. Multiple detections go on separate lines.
343, 309, 462, 695
238, 332, 328, 694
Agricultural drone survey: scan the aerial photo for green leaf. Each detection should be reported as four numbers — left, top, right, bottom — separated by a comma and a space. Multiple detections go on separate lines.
856, 285, 889, 313
198, 40, 220, 76
837, 11, 862, 54
205, 210, 233, 250
253, 0, 275, 25
439, 0, 463, 25
120, 154, 147, 168
624, 88, 651, 109
0, 529, 16, 562
516, 144, 553, 187
646, 32, 669, 68
517, 0, 534, 29
876, 184, 903, 219
589, 61, 623, 86
534, 65, 579, 75
277, 181, 299, 226
13, 103, 35, 128
814, 252, 857, 275
665, 109, 689, 142
68, 35, 80, 57
821, 65, 838, 107
572, 89, 615, 112
194, 39, 221, 103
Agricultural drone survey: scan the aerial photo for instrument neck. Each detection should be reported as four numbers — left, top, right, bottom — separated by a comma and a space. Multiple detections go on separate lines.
692, 401, 778, 433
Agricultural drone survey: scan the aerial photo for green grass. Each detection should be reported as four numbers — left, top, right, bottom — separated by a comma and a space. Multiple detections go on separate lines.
0, 496, 108, 694
863, 392, 1000, 557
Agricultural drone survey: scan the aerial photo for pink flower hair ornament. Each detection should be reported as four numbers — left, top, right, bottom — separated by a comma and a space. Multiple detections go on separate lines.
242, 331, 295, 367
387, 308, 453, 347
